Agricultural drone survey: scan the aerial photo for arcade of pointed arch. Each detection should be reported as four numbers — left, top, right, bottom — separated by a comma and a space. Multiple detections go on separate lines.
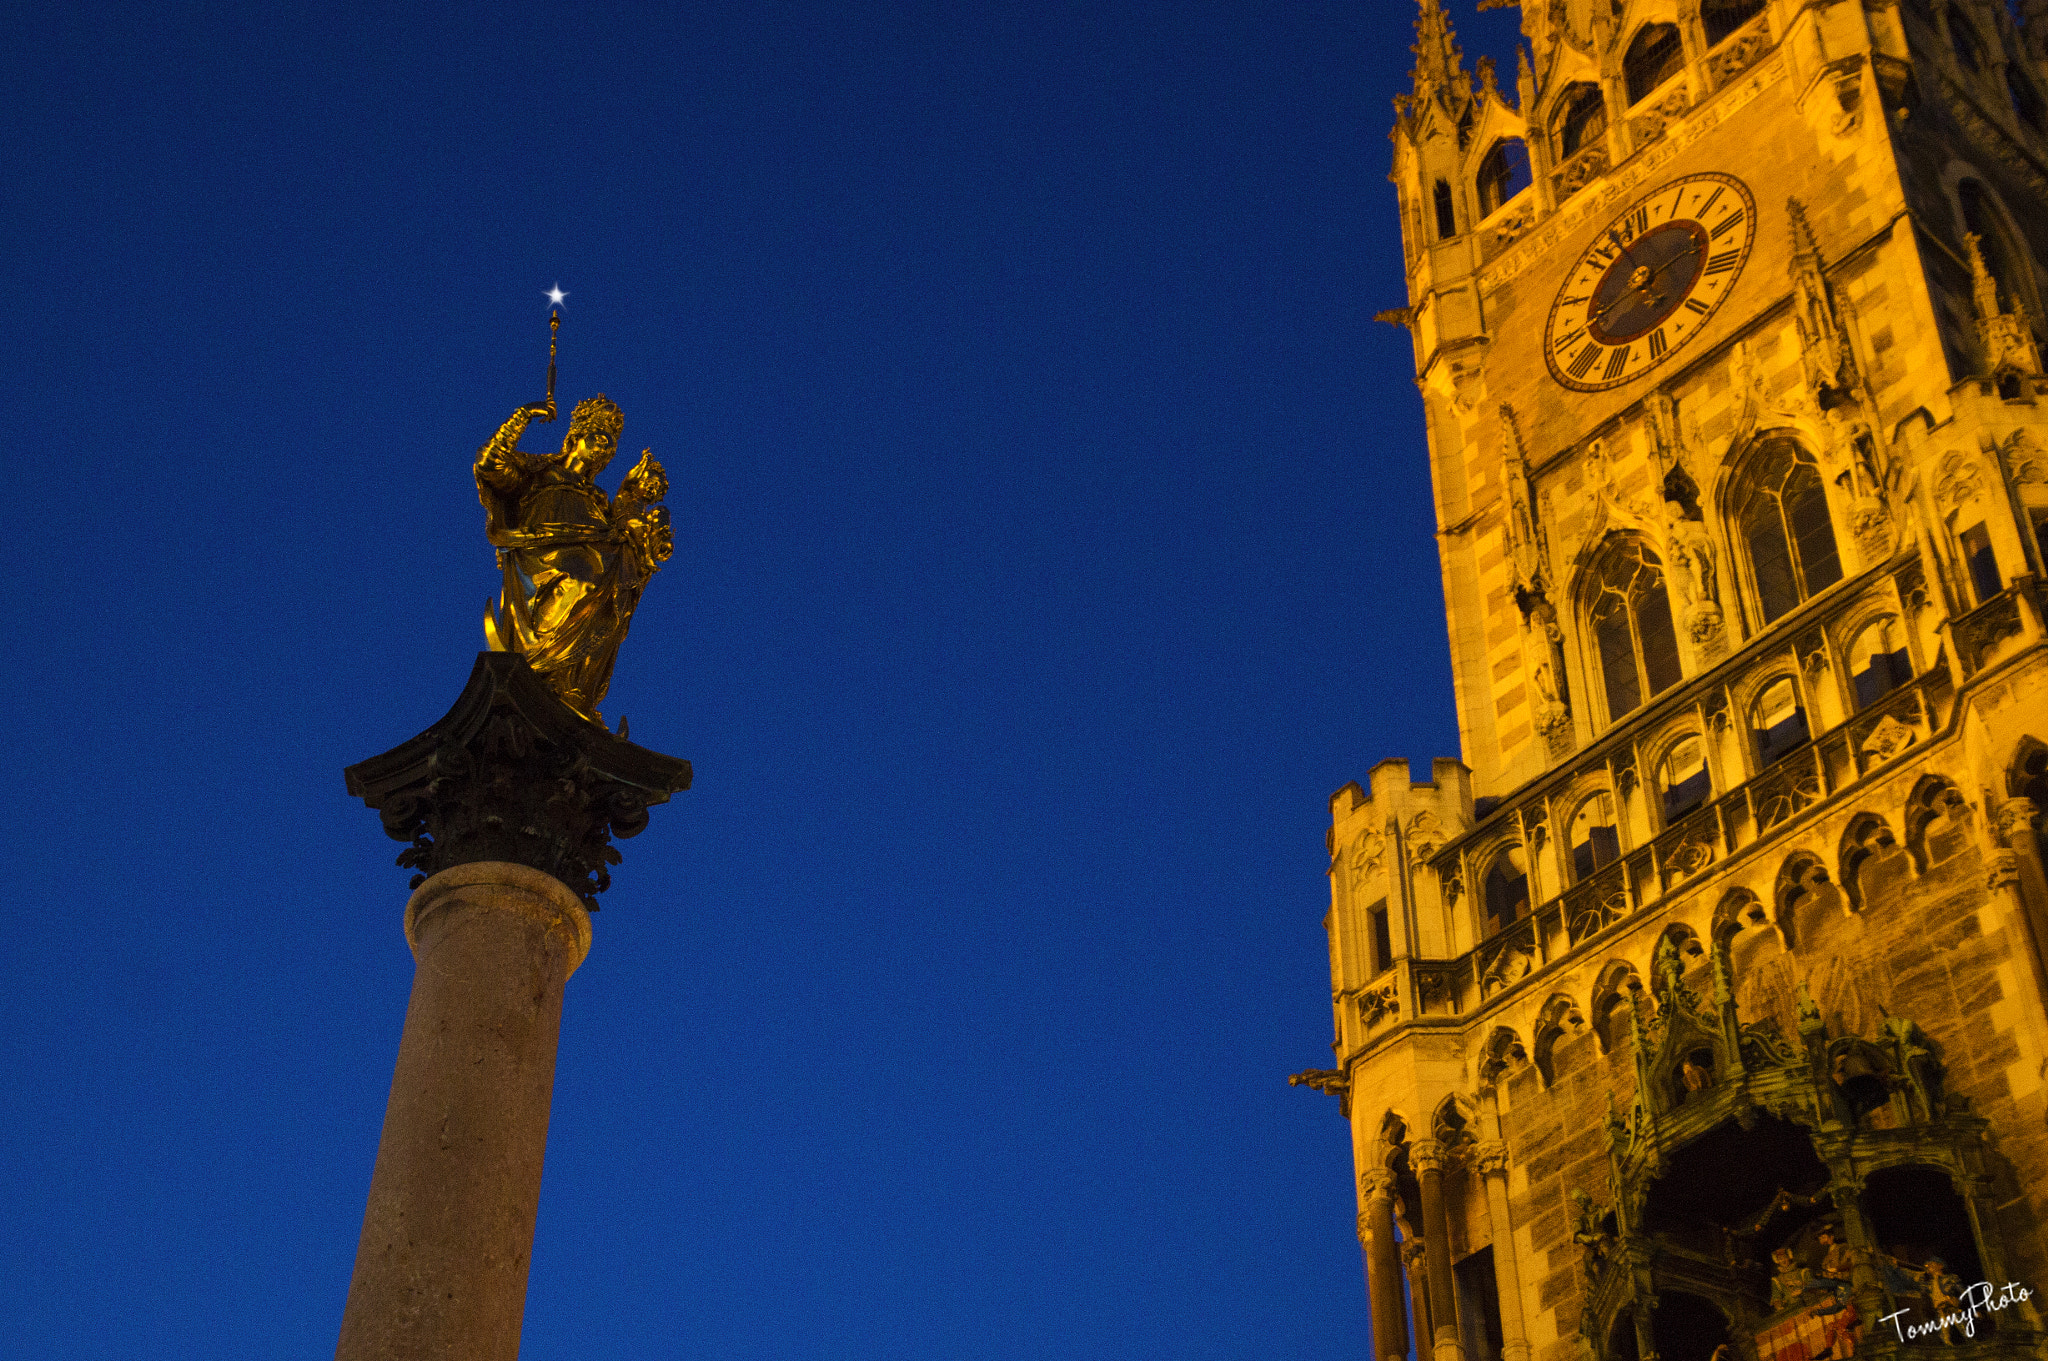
1410, 740, 2041, 1106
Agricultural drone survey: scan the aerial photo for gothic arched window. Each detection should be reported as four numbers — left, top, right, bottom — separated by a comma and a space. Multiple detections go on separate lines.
1702, 0, 1765, 46
2010, 66, 2048, 134
1586, 538, 1683, 720
1484, 846, 1531, 935
1959, 180, 2042, 328
1554, 85, 1607, 160
1734, 438, 1841, 625
1950, 14, 1986, 73
1751, 676, 1809, 768
1569, 792, 1621, 879
1624, 25, 1685, 106
1659, 736, 1712, 820
1434, 179, 1457, 239
1476, 138, 1532, 216
1848, 618, 1912, 708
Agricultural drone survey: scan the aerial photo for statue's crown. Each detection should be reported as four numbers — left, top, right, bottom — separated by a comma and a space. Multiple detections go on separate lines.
568, 393, 624, 443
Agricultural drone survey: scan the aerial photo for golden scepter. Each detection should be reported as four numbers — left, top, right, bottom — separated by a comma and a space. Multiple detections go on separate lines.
540, 283, 567, 421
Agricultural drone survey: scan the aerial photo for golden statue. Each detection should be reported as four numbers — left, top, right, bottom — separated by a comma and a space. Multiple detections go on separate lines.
475, 393, 673, 722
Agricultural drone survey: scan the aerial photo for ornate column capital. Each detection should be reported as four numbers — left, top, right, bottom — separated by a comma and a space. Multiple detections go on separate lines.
1475, 1140, 1511, 1178
1409, 1137, 1448, 1175
346, 653, 692, 911
1997, 796, 2040, 842
1401, 1240, 1429, 1268
1362, 1167, 1399, 1203
1990, 849, 2023, 891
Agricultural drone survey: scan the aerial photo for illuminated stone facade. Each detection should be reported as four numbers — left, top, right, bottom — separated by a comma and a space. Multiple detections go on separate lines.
1304, 1, 2048, 1359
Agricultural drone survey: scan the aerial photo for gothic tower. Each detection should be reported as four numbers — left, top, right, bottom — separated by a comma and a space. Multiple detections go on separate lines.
1303, 0, 2048, 1358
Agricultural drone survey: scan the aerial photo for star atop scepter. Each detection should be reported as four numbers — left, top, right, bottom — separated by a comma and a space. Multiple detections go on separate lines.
539, 283, 568, 422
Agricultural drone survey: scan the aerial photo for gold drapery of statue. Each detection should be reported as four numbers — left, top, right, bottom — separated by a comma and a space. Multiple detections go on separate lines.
475, 394, 673, 721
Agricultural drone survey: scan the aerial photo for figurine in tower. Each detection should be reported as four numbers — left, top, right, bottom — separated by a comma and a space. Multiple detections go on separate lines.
1816, 1224, 1854, 1284
1771, 1246, 1813, 1311
475, 395, 674, 722
1810, 1282, 1862, 1360
1918, 1258, 1965, 1343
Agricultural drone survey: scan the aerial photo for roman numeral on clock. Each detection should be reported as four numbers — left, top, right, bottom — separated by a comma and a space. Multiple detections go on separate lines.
1647, 327, 1668, 359
1710, 209, 1745, 240
1683, 298, 1709, 315
1603, 345, 1632, 381
1554, 328, 1585, 352
1697, 186, 1724, 219
1557, 295, 1588, 307
1568, 343, 1603, 379
1705, 248, 1741, 276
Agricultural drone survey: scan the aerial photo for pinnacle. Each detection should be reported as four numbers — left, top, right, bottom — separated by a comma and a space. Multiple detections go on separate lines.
1410, 0, 1468, 103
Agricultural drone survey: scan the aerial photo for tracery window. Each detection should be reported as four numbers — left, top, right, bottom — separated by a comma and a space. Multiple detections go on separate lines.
1734, 438, 1841, 625
1586, 538, 1683, 721
1475, 138, 1531, 217
1848, 618, 1912, 708
1624, 25, 1685, 106
1554, 85, 1607, 160
1750, 676, 1809, 768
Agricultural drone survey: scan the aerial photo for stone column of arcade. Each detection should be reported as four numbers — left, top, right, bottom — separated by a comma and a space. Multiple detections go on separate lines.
1360, 1168, 1411, 1361
1473, 1139, 1531, 1361
334, 653, 690, 1360
1410, 1138, 1468, 1361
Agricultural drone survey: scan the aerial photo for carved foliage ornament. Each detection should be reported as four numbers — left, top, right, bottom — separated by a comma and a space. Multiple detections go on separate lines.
346, 653, 692, 911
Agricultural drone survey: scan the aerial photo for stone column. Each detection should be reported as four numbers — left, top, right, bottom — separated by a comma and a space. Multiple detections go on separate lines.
1404, 1241, 1437, 1361
1995, 799, 2048, 1022
336, 862, 590, 1361
1411, 1139, 1468, 1361
1361, 1169, 1412, 1361
1475, 1141, 1532, 1361
339, 653, 691, 1360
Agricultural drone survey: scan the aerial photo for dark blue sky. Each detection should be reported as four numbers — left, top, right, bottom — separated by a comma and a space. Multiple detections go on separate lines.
6, 2, 1522, 1356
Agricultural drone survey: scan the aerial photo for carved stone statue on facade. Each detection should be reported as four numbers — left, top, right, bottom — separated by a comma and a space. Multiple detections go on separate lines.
1570, 1189, 1615, 1269
1662, 500, 1726, 654
476, 396, 675, 722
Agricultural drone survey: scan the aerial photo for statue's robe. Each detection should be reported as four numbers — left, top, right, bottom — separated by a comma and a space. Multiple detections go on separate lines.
476, 446, 627, 719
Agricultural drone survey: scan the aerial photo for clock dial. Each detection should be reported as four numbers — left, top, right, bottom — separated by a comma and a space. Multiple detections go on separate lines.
1543, 173, 1756, 393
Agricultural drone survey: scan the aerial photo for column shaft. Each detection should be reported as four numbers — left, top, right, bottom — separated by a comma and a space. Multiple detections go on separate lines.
1362, 1172, 1412, 1361
1476, 1142, 1531, 1361
336, 862, 592, 1361
1413, 1140, 1467, 1361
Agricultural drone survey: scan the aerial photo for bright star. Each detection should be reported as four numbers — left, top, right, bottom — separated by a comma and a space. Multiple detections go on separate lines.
545, 284, 568, 309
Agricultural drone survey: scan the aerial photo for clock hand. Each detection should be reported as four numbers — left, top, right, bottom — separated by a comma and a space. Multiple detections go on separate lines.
1587, 238, 1701, 324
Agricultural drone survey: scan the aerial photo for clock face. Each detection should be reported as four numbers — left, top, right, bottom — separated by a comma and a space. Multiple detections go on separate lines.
1543, 173, 1757, 393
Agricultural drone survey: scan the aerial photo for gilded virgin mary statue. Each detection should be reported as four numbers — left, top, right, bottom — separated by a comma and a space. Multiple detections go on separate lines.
475, 395, 673, 721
